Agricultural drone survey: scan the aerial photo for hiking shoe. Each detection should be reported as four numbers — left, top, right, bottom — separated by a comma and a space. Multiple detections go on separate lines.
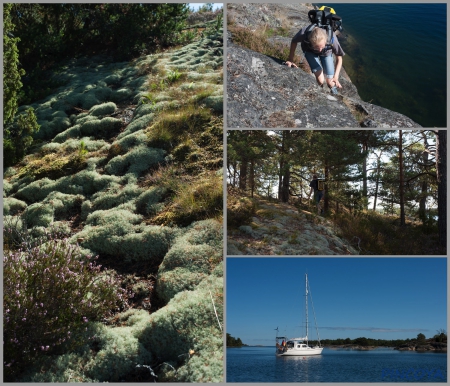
330, 86, 338, 95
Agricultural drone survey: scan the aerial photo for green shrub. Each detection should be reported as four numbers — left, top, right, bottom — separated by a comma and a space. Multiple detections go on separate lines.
114, 130, 148, 152
40, 142, 63, 153
34, 116, 71, 140
227, 193, 257, 227
3, 238, 129, 381
105, 145, 166, 176
157, 219, 222, 302
136, 274, 223, 382
79, 117, 122, 137
3, 197, 27, 216
23, 202, 55, 227
63, 137, 110, 152
91, 183, 144, 211
135, 186, 167, 215
74, 209, 181, 262
89, 102, 117, 117
53, 124, 81, 143
3, 180, 14, 197
111, 87, 133, 102
116, 113, 155, 139
4, 108, 40, 167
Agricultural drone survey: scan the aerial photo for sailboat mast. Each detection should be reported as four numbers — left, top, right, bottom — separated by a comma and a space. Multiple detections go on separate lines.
305, 273, 308, 343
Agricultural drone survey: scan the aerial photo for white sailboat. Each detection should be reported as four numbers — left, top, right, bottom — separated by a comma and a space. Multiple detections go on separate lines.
276, 273, 323, 356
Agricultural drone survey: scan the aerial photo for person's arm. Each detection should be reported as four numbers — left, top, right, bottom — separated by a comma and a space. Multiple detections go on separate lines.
285, 41, 298, 68
331, 55, 343, 88
308, 186, 313, 199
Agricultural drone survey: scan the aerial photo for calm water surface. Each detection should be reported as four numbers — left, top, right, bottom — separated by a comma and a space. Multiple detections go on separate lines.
328, 4, 446, 127
227, 347, 447, 382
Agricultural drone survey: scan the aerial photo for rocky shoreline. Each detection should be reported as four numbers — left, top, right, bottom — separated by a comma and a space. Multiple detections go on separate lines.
226, 3, 421, 128
395, 342, 447, 353
324, 343, 447, 352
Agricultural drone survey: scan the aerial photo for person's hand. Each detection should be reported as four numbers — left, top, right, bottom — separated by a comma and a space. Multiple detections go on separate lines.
331, 77, 342, 88
285, 61, 298, 68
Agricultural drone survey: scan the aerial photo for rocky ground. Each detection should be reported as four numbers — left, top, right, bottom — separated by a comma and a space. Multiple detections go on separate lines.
395, 342, 447, 352
226, 3, 422, 128
227, 195, 359, 255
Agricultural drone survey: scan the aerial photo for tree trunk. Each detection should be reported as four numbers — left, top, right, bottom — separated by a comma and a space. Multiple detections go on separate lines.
437, 130, 447, 249
250, 158, 255, 197
399, 130, 406, 226
362, 141, 368, 210
324, 162, 329, 213
280, 167, 290, 203
372, 152, 381, 211
239, 159, 248, 191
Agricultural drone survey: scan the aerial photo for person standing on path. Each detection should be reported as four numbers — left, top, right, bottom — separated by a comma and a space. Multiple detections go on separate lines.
308, 174, 325, 215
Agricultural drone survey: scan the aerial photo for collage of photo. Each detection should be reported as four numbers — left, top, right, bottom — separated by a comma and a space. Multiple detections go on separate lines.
2, 2, 447, 383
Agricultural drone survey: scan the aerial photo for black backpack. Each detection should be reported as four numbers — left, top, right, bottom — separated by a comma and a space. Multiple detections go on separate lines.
304, 6, 343, 53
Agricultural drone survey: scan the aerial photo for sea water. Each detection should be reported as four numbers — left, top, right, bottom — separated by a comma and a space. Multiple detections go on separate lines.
328, 3, 446, 127
226, 347, 447, 382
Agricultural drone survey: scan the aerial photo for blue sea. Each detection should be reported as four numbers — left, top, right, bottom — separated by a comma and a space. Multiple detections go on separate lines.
326, 3, 446, 127
227, 347, 447, 382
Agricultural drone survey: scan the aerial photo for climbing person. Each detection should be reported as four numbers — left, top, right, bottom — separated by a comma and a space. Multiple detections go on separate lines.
308, 174, 324, 215
284, 7, 344, 95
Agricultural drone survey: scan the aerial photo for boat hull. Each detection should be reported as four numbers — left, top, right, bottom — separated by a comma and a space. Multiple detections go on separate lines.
277, 347, 323, 356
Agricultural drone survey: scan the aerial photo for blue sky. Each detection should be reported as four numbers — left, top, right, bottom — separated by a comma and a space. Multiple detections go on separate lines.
226, 258, 447, 345
189, 3, 223, 11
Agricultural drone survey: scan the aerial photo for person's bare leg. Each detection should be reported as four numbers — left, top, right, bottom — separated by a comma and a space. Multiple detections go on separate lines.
315, 69, 325, 86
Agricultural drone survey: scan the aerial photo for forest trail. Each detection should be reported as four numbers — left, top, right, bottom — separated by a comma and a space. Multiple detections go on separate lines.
227, 196, 359, 255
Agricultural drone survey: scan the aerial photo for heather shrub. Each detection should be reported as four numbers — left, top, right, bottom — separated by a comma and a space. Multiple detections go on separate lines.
3, 238, 129, 381
3, 197, 27, 216
22, 315, 153, 382
89, 102, 117, 117
104, 145, 166, 176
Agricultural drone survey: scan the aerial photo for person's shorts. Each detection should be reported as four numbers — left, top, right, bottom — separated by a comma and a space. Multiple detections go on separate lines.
304, 51, 334, 78
314, 190, 324, 203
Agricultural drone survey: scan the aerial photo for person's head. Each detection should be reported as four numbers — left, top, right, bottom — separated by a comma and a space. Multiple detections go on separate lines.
313, 174, 318, 180
309, 27, 327, 52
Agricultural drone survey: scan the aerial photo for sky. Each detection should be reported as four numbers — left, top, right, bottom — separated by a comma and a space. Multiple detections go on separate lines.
189, 3, 223, 11
226, 258, 447, 345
